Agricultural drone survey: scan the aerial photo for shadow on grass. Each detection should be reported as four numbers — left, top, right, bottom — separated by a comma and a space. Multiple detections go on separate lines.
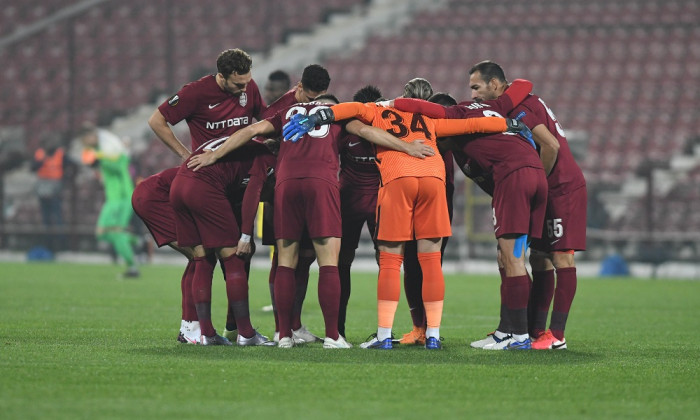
128, 343, 604, 366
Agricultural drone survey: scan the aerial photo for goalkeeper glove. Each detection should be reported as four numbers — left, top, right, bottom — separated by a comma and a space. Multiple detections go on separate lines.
505, 117, 536, 149
282, 108, 335, 142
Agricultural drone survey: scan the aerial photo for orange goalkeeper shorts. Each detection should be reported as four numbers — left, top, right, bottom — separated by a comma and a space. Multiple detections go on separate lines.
375, 176, 451, 242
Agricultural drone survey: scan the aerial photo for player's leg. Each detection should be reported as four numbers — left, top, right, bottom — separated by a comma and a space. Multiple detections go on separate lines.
275, 239, 300, 347
413, 177, 451, 349
532, 185, 585, 349
291, 239, 320, 343
337, 242, 355, 338
268, 249, 280, 340
541, 250, 576, 349
400, 240, 427, 345
217, 245, 274, 346
174, 246, 200, 343
528, 249, 555, 339
489, 234, 532, 350
176, 259, 199, 343
361, 240, 404, 349
483, 167, 547, 350
217, 247, 253, 339
416, 237, 444, 349
337, 214, 365, 338
113, 199, 139, 276
190, 246, 225, 343
361, 178, 416, 349
273, 180, 307, 348
313, 236, 350, 348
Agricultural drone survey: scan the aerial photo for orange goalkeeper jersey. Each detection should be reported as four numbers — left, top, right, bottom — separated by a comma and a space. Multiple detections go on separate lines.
330, 102, 507, 185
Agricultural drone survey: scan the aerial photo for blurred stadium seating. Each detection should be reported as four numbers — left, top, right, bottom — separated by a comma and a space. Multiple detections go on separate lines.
1, 0, 699, 264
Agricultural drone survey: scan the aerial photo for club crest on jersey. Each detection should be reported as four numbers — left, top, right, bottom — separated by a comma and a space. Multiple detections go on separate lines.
239, 93, 247, 106
168, 95, 179, 106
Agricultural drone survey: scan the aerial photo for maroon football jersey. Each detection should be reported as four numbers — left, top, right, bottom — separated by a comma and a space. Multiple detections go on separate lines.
261, 89, 297, 119
339, 133, 380, 192
177, 136, 267, 192
158, 75, 265, 150
452, 145, 495, 196
509, 94, 586, 196
438, 100, 543, 182
267, 102, 345, 186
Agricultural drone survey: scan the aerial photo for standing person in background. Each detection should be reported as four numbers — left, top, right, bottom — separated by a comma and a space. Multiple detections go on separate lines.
468, 61, 586, 350
32, 132, 74, 255
263, 70, 291, 105
80, 123, 139, 278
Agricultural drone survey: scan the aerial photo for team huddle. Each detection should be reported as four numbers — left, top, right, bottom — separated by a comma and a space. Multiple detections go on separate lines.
132, 48, 586, 350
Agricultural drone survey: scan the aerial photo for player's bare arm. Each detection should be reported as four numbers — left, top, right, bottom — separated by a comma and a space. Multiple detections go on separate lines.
531, 124, 560, 176
148, 109, 191, 161
187, 120, 276, 171
346, 120, 434, 159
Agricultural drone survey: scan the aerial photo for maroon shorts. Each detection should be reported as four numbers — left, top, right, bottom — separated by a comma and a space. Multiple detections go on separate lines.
492, 167, 548, 239
274, 178, 341, 240
341, 188, 378, 250
131, 168, 177, 247
262, 202, 314, 249
530, 185, 587, 252
170, 175, 239, 249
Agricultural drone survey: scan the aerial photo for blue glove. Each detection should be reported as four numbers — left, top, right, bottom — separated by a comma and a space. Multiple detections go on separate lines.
282, 108, 336, 142
283, 113, 318, 142
507, 112, 536, 149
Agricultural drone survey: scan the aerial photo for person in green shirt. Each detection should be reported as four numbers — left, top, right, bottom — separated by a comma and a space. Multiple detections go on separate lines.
80, 123, 139, 278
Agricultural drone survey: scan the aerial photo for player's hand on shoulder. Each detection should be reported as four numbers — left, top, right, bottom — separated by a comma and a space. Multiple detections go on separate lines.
283, 114, 315, 142
505, 117, 536, 149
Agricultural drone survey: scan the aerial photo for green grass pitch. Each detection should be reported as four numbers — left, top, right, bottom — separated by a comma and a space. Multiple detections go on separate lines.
1, 261, 698, 419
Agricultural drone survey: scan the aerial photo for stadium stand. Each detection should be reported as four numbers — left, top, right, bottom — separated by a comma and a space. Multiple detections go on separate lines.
0, 0, 369, 152
0, 0, 699, 261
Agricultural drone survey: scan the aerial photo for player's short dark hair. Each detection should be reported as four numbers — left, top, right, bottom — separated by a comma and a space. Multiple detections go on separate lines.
353, 85, 383, 103
268, 70, 291, 86
314, 93, 339, 104
469, 60, 507, 84
216, 49, 252, 78
301, 64, 331, 93
428, 92, 457, 107
403, 78, 433, 100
